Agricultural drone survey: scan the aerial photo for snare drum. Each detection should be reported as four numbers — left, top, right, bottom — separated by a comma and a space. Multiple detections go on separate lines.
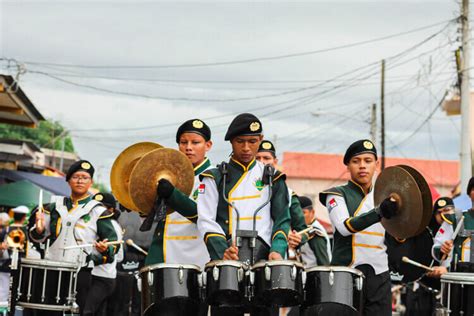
204, 260, 248, 307
140, 263, 201, 316
440, 272, 474, 316
16, 258, 79, 312
250, 260, 304, 307
304, 266, 364, 316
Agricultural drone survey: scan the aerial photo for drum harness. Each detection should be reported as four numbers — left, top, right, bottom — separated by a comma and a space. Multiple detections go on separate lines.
219, 162, 274, 266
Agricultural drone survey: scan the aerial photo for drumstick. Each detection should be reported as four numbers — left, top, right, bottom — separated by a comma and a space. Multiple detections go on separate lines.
62, 240, 124, 250
441, 216, 464, 261
38, 189, 44, 214
126, 239, 148, 256
402, 256, 434, 272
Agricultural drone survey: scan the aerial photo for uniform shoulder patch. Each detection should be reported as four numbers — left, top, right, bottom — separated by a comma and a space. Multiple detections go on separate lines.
328, 198, 338, 211
198, 183, 206, 194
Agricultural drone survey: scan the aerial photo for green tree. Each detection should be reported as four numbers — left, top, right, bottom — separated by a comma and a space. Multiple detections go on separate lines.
0, 120, 75, 152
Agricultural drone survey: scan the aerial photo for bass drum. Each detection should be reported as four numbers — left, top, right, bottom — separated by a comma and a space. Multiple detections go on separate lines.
386, 228, 433, 283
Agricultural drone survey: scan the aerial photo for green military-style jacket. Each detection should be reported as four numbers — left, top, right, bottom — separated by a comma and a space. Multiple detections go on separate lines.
319, 181, 381, 266
289, 192, 309, 245
145, 159, 210, 265
199, 158, 291, 260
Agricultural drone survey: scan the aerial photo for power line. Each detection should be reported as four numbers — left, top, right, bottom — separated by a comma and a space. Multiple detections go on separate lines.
19, 18, 456, 69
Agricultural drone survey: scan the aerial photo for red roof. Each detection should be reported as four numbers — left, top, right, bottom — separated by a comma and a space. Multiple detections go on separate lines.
282, 152, 459, 188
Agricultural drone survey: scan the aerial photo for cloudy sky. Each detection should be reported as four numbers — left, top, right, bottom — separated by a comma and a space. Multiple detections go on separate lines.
0, 0, 465, 187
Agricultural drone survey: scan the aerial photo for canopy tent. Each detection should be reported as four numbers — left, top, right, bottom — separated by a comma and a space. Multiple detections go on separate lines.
0, 169, 70, 196
0, 180, 53, 210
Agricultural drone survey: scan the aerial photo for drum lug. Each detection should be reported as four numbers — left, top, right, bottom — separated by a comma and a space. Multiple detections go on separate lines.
137, 277, 142, 293
291, 265, 297, 281
213, 266, 219, 282
249, 270, 255, 285
147, 272, 154, 286
356, 276, 363, 291
202, 271, 207, 287
178, 266, 184, 284
264, 264, 271, 281
302, 270, 307, 287
238, 267, 244, 283
329, 270, 334, 286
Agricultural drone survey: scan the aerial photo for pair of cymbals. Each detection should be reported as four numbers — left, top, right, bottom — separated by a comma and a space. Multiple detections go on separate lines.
110, 142, 194, 214
374, 165, 432, 239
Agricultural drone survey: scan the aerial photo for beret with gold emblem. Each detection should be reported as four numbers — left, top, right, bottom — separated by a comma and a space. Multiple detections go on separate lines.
176, 118, 211, 143
93, 192, 117, 209
66, 160, 95, 181
343, 139, 378, 165
433, 197, 454, 212
225, 113, 263, 141
258, 140, 276, 157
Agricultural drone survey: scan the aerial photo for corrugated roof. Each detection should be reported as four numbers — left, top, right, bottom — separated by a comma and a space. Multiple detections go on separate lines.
282, 152, 459, 187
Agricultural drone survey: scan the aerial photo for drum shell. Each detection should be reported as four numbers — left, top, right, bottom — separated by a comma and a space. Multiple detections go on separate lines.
304, 266, 364, 315
441, 272, 474, 316
140, 264, 201, 315
251, 261, 304, 307
17, 258, 78, 311
205, 261, 247, 307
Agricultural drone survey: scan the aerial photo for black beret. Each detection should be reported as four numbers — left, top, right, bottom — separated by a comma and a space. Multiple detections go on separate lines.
343, 139, 377, 165
225, 113, 263, 141
258, 140, 276, 156
297, 195, 313, 209
93, 192, 117, 209
467, 177, 474, 195
433, 197, 454, 212
176, 119, 211, 143
66, 160, 94, 181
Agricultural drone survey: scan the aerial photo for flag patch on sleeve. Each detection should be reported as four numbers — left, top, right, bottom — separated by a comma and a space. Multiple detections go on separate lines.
439, 228, 444, 234
328, 198, 337, 210
198, 183, 206, 194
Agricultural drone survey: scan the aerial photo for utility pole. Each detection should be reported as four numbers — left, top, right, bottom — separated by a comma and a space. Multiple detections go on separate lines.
370, 103, 377, 143
59, 136, 66, 173
381, 60, 386, 170
460, 0, 473, 190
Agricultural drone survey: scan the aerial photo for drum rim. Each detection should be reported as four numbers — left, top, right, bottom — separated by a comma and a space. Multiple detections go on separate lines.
20, 258, 80, 269
305, 265, 365, 277
204, 260, 249, 269
441, 272, 474, 283
251, 260, 304, 269
140, 263, 201, 273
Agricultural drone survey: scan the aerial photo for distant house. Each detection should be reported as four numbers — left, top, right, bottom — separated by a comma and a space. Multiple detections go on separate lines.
282, 152, 459, 233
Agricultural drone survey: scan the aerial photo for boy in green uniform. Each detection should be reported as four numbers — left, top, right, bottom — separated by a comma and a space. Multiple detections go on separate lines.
197, 113, 291, 263
319, 139, 397, 316
144, 119, 212, 268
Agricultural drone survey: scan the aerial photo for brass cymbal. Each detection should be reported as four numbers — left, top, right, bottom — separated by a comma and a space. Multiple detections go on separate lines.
110, 142, 163, 212
129, 148, 194, 214
397, 165, 433, 236
374, 165, 426, 239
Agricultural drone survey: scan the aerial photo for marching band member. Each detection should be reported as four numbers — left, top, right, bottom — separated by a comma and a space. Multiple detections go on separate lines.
432, 178, 474, 268
197, 113, 291, 262
145, 119, 212, 268
29, 160, 118, 315
295, 196, 331, 266
88, 192, 123, 316
319, 139, 397, 316
255, 140, 308, 247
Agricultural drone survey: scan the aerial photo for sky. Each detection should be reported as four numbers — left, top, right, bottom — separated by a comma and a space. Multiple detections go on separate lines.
0, 1, 466, 187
